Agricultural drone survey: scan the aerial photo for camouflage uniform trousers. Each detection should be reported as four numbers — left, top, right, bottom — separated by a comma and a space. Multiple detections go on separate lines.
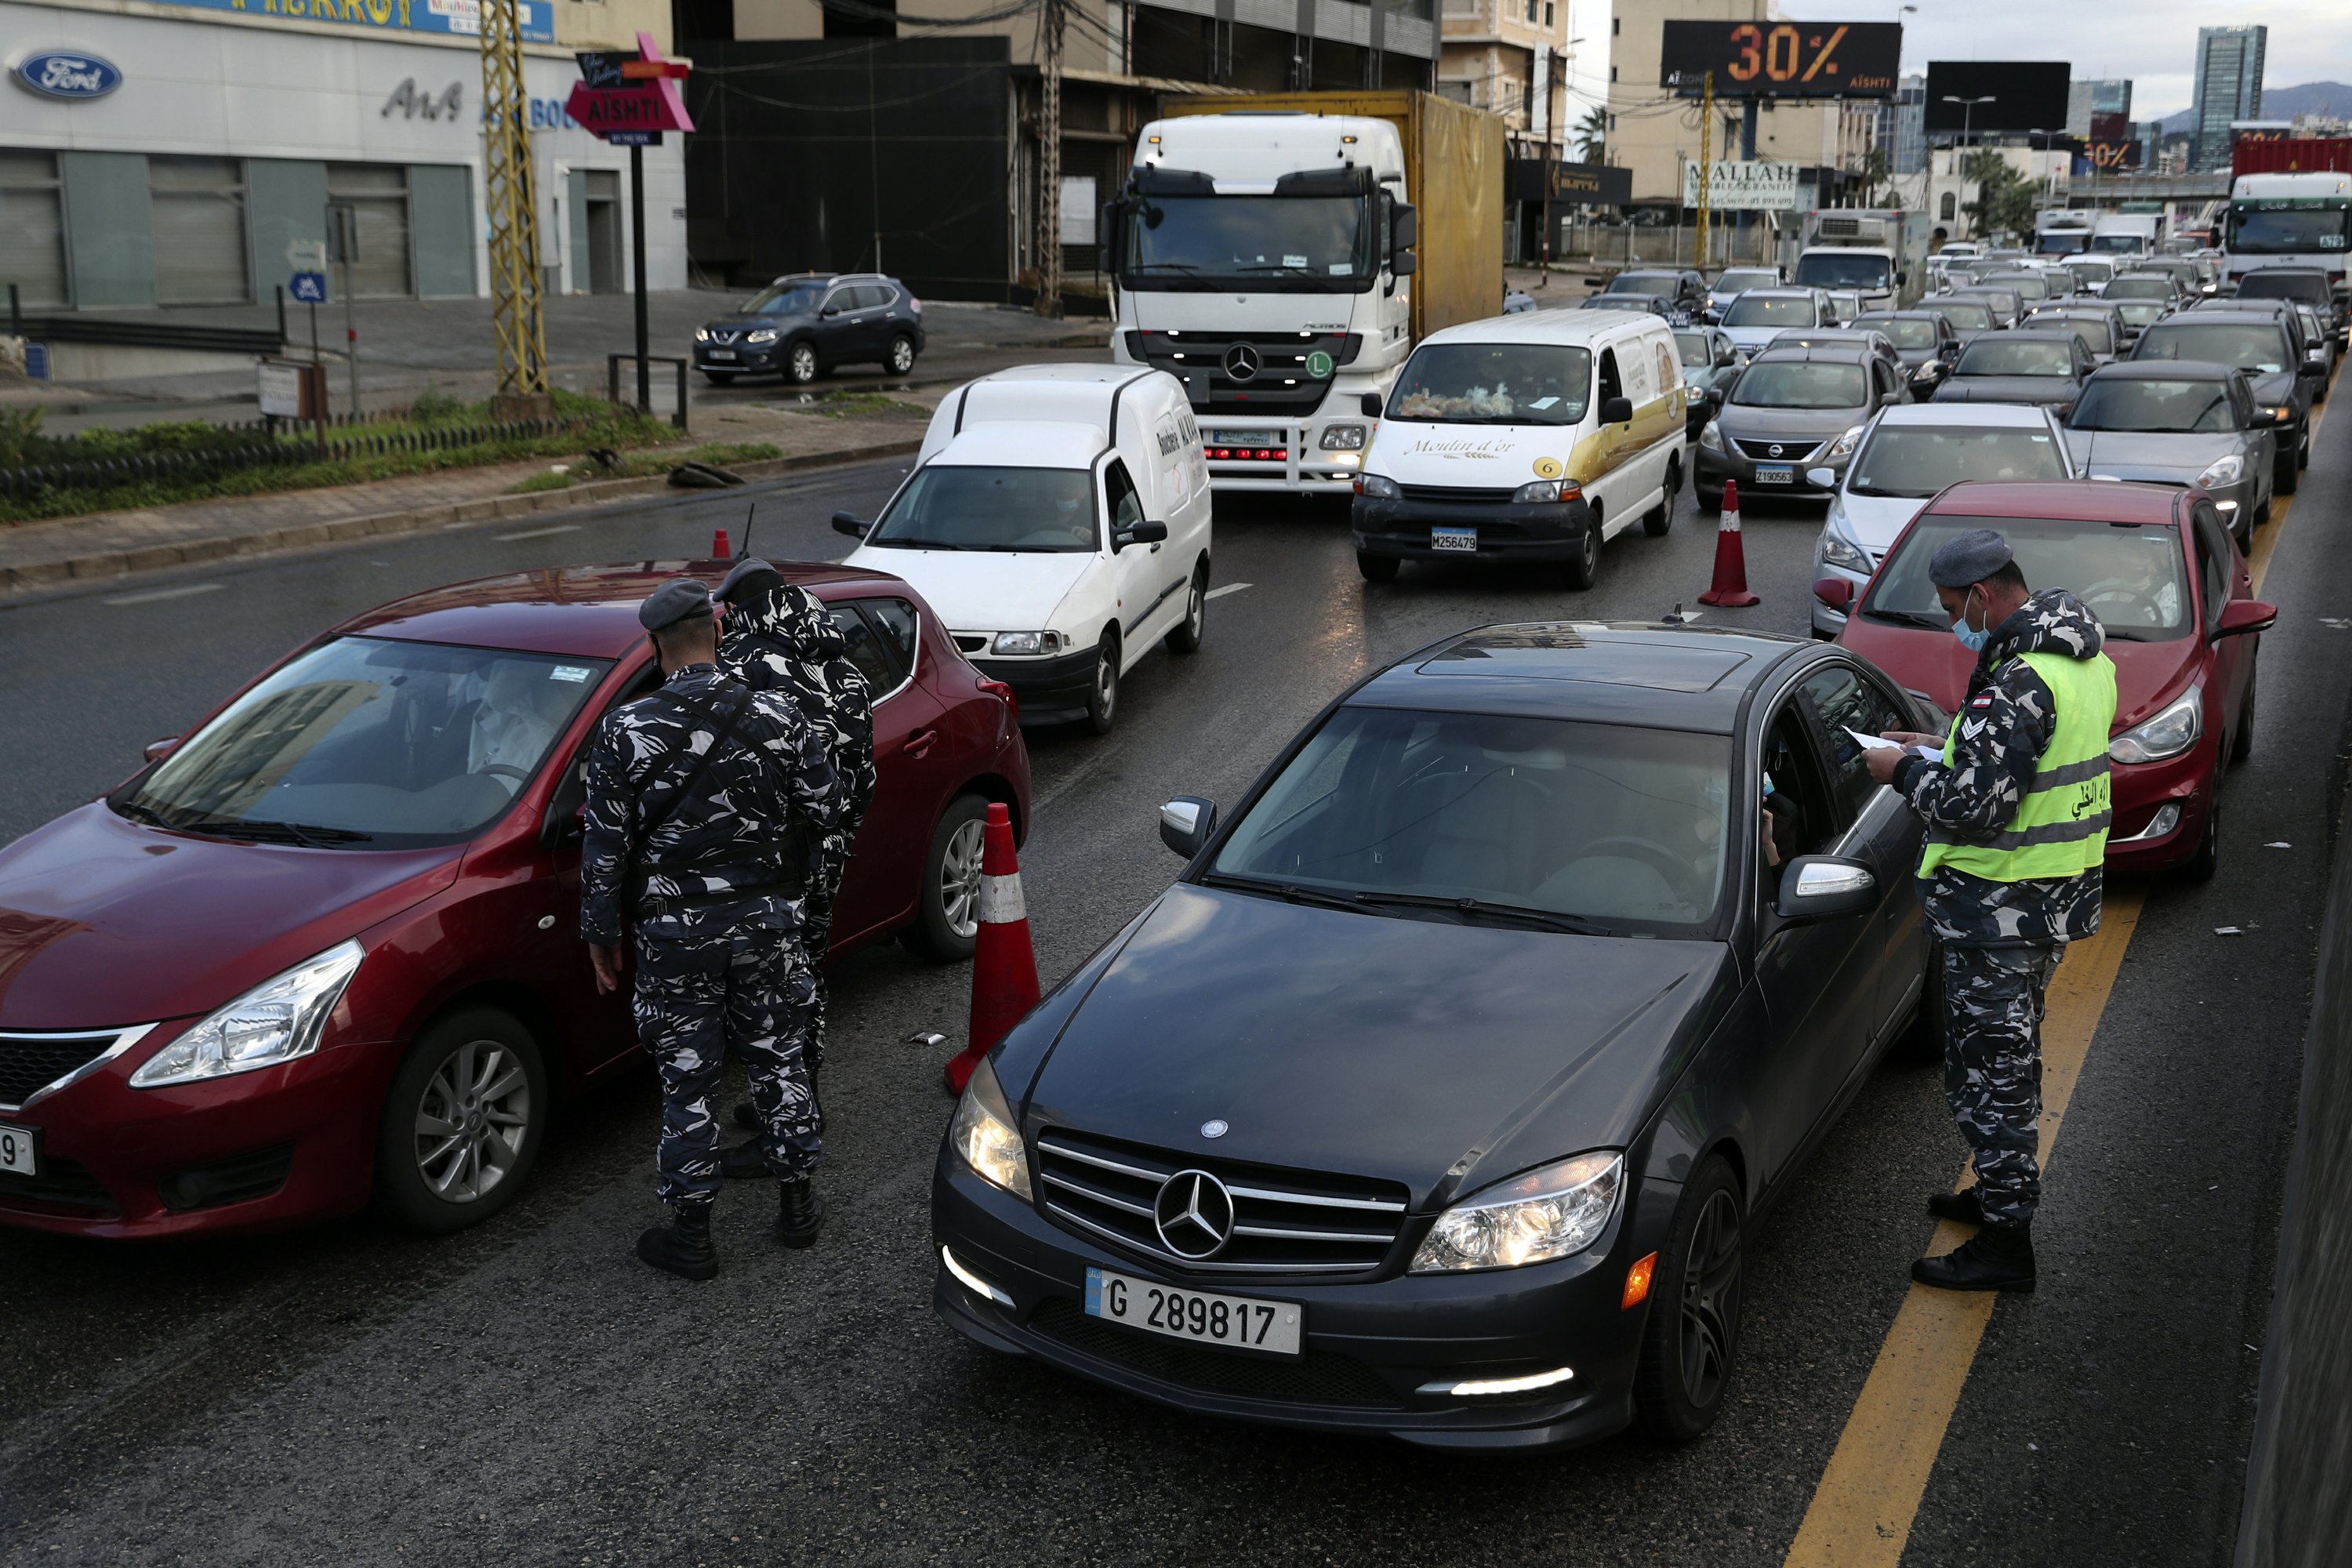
1942, 942, 2061, 1229
800, 825, 862, 1074
635, 935, 822, 1210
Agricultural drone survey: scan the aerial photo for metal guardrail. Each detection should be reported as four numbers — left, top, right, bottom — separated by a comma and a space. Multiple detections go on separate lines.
608, 354, 689, 432
0, 416, 584, 503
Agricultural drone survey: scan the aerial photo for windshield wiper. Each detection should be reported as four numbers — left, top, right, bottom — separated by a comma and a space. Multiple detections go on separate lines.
1236, 263, 1323, 278
202, 819, 375, 848
1352, 891, 1617, 935
114, 799, 176, 829
1863, 607, 1951, 631
868, 538, 968, 550
1201, 873, 1378, 916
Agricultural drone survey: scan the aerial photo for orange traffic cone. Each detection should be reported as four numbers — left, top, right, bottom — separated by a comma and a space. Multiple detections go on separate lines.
1698, 478, 1760, 608
946, 804, 1040, 1097
711, 527, 731, 557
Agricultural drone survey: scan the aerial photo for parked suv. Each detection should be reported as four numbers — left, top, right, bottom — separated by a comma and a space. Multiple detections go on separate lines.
694, 272, 927, 386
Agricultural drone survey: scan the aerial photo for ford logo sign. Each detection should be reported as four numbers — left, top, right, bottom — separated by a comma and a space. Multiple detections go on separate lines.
15, 51, 123, 101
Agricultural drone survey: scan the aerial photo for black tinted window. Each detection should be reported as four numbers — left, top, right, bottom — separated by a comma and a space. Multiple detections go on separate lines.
1800, 665, 1906, 820
851, 598, 919, 686
829, 603, 899, 691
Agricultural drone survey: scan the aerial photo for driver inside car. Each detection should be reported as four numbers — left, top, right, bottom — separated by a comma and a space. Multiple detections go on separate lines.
2078, 539, 2183, 630
467, 660, 564, 792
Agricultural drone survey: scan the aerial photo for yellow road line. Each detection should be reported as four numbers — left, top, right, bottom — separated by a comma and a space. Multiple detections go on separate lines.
1782, 366, 2335, 1566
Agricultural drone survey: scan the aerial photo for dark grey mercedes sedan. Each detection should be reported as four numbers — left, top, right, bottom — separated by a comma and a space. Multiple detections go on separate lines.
932, 624, 1940, 1451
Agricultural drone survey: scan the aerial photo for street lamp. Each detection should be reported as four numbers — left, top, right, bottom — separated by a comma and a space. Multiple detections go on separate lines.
1943, 93, 1996, 237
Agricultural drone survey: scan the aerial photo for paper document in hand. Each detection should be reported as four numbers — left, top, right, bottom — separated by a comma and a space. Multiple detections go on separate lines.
1845, 728, 1942, 761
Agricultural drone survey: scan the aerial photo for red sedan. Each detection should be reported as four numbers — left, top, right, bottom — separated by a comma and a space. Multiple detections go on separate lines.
0, 561, 1029, 1240
1828, 480, 2274, 880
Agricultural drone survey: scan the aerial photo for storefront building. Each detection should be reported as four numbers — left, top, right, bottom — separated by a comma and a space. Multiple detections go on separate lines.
1, 0, 684, 312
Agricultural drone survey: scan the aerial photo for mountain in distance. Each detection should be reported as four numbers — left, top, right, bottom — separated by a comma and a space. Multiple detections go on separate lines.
2154, 81, 2352, 132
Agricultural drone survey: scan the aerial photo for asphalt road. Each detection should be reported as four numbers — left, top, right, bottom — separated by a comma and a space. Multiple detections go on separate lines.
0, 387, 2345, 1566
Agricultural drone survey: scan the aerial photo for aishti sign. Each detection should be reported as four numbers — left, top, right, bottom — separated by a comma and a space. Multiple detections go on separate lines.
141, 0, 552, 45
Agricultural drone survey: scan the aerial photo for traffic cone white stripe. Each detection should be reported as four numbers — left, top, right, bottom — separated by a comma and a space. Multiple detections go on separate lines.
977, 873, 1025, 924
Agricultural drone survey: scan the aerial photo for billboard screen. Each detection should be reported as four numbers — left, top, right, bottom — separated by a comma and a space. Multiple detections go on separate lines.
1921, 62, 2071, 136
1660, 21, 1902, 98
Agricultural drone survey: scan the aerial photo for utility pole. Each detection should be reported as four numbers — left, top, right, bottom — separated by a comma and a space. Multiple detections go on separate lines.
1036, 0, 1065, 318
1695, 71, 1715, 274
481, 0, 551, 416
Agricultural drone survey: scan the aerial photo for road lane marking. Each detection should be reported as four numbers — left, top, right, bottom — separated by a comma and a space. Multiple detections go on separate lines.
1206, 582, 1254, 601
1784, 372, 2334, 1566
495, 524, 581, 541
102, 583, 223, 607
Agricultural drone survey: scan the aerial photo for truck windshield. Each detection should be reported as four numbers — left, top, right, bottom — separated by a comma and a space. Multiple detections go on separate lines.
1123, 195, 1369, 288
2089, 234, 2148, 254
1386, 343, 1593, 425
2227, 205, 2350, 255
1795, 252, 1892, 291
867, 466, 1098, 553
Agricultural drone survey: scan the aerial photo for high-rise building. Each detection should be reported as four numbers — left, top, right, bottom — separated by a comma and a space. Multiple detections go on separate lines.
2067, 78, 2132, 136
2192, 26, 2266, 170
1879, 74, 1927, 176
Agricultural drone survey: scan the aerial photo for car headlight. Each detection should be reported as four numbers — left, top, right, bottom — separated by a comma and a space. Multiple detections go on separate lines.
694, 326, 711, 343
1319, 423, 1368, 451
2109, 687, 2203, 764
1820, 509, 1870, 572
1827, 423, 1867, 460
990, 630, 1066, 656
1410, 1152, 1622, 1273
130, 939, 365, 1088
2195, 454, 2245, 488
1356, 472, 1400, 499
1698, 419, 1725, 452
746, 328, 779, 344
1513, 479, 1568, 503
949, 1055, 1032, 1200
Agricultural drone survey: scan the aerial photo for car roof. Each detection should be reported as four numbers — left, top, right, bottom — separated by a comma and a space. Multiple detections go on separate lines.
1422, 310, 1663, 349
1855, 310, 1943, 321
1614, 268, 1687, 278
1737, 288, 1818, 299
2154, 309, 2286, 327
1875, 401, 2054, 427
1751, 345, 1875, 365
1922, 479, 2182, 526
334, 561, 913, 659
2086, 360, 2236, 381
1969, 330, 2079, 345
931, 421, 1110, 470
1348, 622, 1813, 734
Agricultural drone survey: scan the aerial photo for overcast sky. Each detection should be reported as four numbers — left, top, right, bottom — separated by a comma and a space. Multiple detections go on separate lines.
1781, 0, 2352, 118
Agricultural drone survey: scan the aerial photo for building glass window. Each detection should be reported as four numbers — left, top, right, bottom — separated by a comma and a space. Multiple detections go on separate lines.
1543, 1, 1554, 24
0, 152, 69, 308
151, 156, 250, 306
327, 163, 412, 299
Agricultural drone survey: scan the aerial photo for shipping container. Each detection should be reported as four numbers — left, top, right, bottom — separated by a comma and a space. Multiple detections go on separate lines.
2233, 139, 2352, 178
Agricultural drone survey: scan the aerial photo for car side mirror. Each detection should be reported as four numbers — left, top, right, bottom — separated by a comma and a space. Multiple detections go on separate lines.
1160, 795, 1214, 859
1806, 468, 1840, 492
1600, 395, 1635, 425
1716, 348, 1737, 368
1775, 855, 1878, 920
2250, 407, 2285, 428
832, 511, 869, 538
1361, 391, 1384, 418
2212, 598, 2278, 641
2297, 359, 2326, 379
821, 305, 840, 318
1879, 391, 1902, 408
1115, 519, 1170, 550
1707, 387, 1726, 406
143, 735, 180, 764
1896, 270, 1909, 285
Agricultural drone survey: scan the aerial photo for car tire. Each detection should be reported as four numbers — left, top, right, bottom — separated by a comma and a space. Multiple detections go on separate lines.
702, 371, 738, 386
373, 1008, 549, 1236
885, 333, 917, 377
1646, 457, 1680, 537
2276, 447, 2299, 496
1356, 550, 1399, 583
1560, 507, 1601, 591
786, 342, 820, 385
1165, 562, 1207, 655
2184, 791, 2221, 883
1084, 633, 1120, 735
1695, 484, 1723, 514
2299, 428, 2311, 469
1633, 1154, 1744, 1445
901, 793, 990, 964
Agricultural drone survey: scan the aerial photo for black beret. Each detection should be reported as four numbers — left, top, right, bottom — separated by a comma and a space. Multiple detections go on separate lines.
638, 577, 715, 632
1929, 528, 2014, 588
714, 556, 786, 604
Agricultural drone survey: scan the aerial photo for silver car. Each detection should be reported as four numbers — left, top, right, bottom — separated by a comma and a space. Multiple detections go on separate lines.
1807, 403, 2076, 638
1695, 345, 1901, 507
1717, 287, 1838, 360
2063, 361, 2278, 549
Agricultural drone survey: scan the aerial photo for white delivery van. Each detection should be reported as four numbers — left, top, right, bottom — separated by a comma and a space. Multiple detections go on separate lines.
1349, 309, 1686, 590
838, 365, 1211, 735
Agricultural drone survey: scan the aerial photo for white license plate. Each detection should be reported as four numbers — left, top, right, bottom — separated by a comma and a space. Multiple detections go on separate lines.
1430, 526, 1478, 553
1208, 430, 1259, 446
0, 1123, 37, 1178
1753, 464, 1794, 484
706, 349, 737, 361
1085, 1266, 1302, 1356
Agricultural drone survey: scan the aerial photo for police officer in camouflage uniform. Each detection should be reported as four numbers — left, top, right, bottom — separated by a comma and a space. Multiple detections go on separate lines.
1864, 529, 2117, 1294
581, 579, 843, 1281
710, 559, 878, 1175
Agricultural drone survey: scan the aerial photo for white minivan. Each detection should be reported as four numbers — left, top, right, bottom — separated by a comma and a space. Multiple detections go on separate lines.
837, 365, 1211, 735
1350, 309, 1687, 590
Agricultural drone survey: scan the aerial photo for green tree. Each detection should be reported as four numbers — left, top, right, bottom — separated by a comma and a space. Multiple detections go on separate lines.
1860, 147, 1889, 206
1575, 105, 1609, 164
1962, 149, 2036, 241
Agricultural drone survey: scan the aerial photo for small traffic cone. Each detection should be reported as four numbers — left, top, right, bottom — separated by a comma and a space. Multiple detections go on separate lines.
1697, 478, 1760, 608
946, 804, 1040, 1098
711, 527, 731, 557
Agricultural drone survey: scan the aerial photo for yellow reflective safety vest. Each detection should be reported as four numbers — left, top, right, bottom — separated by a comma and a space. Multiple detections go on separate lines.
1918, 649, 2118, 883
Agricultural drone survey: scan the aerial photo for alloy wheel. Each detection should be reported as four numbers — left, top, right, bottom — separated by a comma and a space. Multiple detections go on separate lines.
941, 818, 986, 938
1185, 580, 1203, 638
888, 336, 916, 375
412, 1038, 532, 1204
1677, 1189, 1743, 1410
789, 343, 818, 383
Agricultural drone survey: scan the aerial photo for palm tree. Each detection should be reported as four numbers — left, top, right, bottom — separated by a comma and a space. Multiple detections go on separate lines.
1574, 104, 1609, 165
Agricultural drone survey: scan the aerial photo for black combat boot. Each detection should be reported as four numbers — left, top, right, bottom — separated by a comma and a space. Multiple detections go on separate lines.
635, 1204, 718, 1282
776, 1178, 825, 1249
1926, 1187, 1986, 1225
719, 1138, 771, 1179
1911, 1221, 2035, 1294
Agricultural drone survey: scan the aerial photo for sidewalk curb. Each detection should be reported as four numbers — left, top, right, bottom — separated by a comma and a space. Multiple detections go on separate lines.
0, 437, 924, 597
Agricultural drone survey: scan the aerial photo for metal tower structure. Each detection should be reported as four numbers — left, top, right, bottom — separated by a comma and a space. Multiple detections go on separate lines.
1034, 0, 1065, 319
480, 0, 550, 405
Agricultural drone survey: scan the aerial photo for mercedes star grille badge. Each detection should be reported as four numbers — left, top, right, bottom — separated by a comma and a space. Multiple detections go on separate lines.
1223, 343, 1261, 383
1153, 1169, 1236, 1259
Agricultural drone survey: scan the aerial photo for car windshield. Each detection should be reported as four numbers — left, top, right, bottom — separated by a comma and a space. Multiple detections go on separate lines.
1860, 317, 1941, 350
1849, 427, 2066, 497
1209, 704, 1733, 935
2227, 205, 2352, 256
868, 464, 1096, 552
1984, 273, 2051, 301
1386, 343, 1593, 425
1795, 252, 1892, 290
1958, 290, 2019, 316
2105, 277, 2176, 299
1715, 269, 1777, 292
2136, 322, 2289, 374
2236, 271, 2332, 304
1732, 361, 1867, 408
1673, 331, 1715, 366
2114, 300, 2170, 326
2044, 316, 2116, 354
1723, 294, 1817, 327
1609, 274, 1681, 297
1867, 513, 2191, 641
2066, 260, 2116, 283
1124, 194, 1368, 286
113, 637, 607, 848
739, 283, 825, 317
2070, 377, 2237, 432
1924, 300, 1994, 331
1956, 339, 2076, 378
